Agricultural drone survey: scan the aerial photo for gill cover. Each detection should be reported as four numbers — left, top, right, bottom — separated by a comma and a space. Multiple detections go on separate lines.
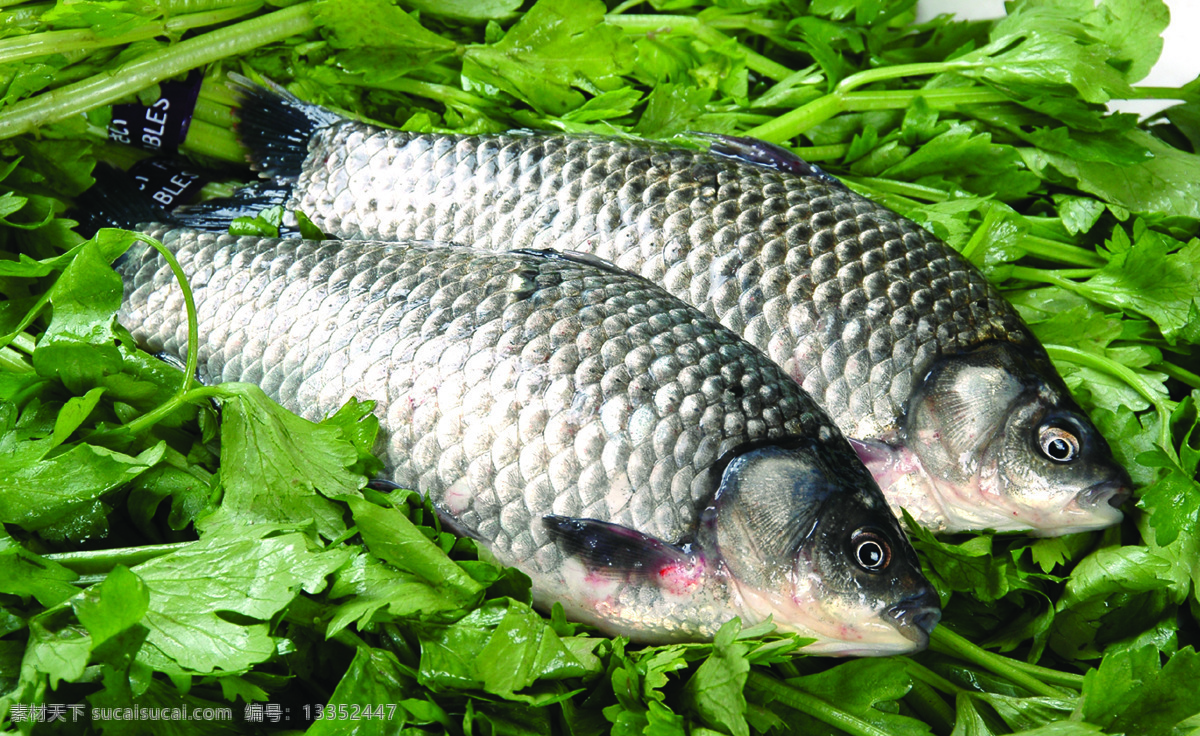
906, 342, 1130, 534
708, 440, 938, 655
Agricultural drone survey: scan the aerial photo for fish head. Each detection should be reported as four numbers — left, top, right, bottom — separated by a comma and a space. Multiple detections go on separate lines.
903, 342, 1131, 535
706, 439, 940, 656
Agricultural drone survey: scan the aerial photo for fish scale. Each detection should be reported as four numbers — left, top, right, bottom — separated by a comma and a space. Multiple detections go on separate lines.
292, 127, 1028, 442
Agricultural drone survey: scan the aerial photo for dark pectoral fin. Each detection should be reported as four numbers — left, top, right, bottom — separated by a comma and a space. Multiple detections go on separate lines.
543, 515, 698, 580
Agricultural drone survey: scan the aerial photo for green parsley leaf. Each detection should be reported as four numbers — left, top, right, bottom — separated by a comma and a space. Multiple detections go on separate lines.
784, 659, 934, 736
1080, 646, 1200, 736
1023, 131, 1200, 221
131, 528, 350, 674
326, 552, 468, 636
462, 0, 635, 116
73, 565, 149, 647
205, 384, 365, 540
307, 646, 413, 735
314, 0, 457, 84
0, 530, 79, 607
1073, 226, 1200, 343
683, 619, 750, 736
348, 497, 483, 605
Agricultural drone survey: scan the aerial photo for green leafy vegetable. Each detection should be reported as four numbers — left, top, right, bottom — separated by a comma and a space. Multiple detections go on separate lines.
0, 0, 1198, 734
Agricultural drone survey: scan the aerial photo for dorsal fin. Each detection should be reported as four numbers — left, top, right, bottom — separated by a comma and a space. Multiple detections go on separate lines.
693, 132, 843, 186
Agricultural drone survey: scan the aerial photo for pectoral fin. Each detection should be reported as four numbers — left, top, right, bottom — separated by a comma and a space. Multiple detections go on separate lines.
542, 515, 701, 584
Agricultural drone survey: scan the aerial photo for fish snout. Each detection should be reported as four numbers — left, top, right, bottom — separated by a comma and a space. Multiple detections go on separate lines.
1077, 478, 1132, 511
883, 589, 942, 647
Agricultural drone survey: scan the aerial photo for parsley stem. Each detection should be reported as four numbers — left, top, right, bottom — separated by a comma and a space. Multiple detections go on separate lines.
163, 0, 261, 11
604, 12, 788, 39
10, 332, 35, 355
1045, 344, 1175, 449
347, 75, 493, 108
747, 672, 894, 736
842, 88, 1008, 111
126, 233, 200, 400
928, 626, 1067, 698
107, 385, 225, 438
1156, 361, 1200, 390
0, 345, 33, 372
46, 542, 192, 575
331, 628, 371, 651
192, 94, 236, 128
1006, 266, 1082, 286
1128, 86, 1197, 100
1015, 234, 1106, 268
789, 143, 848, 161
1000, 658, 1085, 690
179, 117, 246, 164
704, 15, 787, 35
198, 76, 241, 107
0, 2, 316, 141
0, 3, 260, 66
904, 678, 954, 736
841, 176, 950, 203
835, 62, 976, 95
606, 0, 642, 14
748, 87, 1007, 143
905, 659, 964, 696
746, 93, 845, 143
1008, 266, 1099, 281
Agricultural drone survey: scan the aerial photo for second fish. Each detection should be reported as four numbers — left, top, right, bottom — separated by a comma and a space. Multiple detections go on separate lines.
201, 77, 1131, 536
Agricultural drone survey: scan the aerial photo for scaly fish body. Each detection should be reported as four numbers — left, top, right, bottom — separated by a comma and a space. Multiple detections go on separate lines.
209, 79, 1131, 535
113, 222, 939, 654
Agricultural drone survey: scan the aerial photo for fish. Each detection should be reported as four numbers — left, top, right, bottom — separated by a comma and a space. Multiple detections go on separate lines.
199, 76, 1132, 536
102, 205, 940, 655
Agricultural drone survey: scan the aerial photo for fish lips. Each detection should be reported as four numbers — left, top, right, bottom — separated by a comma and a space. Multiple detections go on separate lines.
1077, 476, 1132, 511
883, 589, 942, 648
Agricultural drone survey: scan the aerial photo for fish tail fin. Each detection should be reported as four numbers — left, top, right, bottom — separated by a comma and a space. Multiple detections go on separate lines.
71, 163, 174, 238
171, 181, 293, 232
74, 163, 290, 238
226, 72, 341, 180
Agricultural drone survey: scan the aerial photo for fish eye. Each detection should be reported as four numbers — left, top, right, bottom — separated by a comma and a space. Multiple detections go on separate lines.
850, 529, 891, 573
1038, 424, 1080, 463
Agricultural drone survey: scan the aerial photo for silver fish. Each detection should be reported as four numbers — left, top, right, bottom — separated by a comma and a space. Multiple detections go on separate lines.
112, 221, 940, 655
206, 77, 1131, 535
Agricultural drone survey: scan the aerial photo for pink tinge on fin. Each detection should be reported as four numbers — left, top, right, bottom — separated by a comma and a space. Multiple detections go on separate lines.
848, 437, 897, 467
543, 515, 701, 588
844, 437, 938, 526
846, 436, 923, 494
657, 560, 704, 596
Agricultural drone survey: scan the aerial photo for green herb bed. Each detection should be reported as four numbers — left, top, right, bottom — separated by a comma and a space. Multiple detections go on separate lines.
0, 0, 1198, 734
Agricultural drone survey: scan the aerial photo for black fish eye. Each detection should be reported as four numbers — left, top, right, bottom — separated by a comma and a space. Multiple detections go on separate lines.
1038, 425, 1080, 463
850, 529, 891, 573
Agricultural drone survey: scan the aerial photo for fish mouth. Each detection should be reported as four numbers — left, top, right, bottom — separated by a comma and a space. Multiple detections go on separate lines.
883, 590, 941, 650
1076, 478, 1132, 511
